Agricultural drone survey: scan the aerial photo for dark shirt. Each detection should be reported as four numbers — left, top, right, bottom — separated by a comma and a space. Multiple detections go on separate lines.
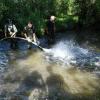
23, 25, 35, 37
46, 20, 55, 33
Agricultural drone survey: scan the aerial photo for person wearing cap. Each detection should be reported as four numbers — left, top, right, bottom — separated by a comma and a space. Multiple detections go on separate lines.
23, 21, 37, 49
4, 19, 18, 49
45, 15, 56, 45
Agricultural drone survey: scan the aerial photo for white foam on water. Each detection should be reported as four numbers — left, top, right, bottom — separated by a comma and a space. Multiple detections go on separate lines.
50, 41, 74, 59
44, 40, 83, 59
44, 40, 95, 66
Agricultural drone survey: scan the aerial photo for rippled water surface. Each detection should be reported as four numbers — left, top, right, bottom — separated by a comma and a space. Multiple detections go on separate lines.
0, 33, 100, 100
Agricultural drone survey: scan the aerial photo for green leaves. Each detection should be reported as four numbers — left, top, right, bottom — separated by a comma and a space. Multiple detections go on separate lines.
0, 2, 8, 20
0, 0, 100, 34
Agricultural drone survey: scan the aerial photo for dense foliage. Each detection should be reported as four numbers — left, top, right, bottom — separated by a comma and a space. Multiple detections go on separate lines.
0, 0, 100, 35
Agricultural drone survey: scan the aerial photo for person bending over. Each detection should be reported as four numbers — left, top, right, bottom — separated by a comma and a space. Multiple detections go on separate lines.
4, 19, 18, 49
23, 21, 37, 49
5, 19, 17, 38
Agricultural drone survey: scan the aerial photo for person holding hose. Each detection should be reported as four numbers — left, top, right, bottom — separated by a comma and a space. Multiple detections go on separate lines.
23, 21, 37, 49
4, 19, 18, 49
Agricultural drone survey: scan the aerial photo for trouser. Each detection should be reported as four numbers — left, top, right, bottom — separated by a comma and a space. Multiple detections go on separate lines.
47, 32, 55, 44
10, 38, 18, 49
27, 36, 33, 49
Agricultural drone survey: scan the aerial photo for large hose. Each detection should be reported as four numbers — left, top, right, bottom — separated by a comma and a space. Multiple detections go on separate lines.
0, 37, 45, 51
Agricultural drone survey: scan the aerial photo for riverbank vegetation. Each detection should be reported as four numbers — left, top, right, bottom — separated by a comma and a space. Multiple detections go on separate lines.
0, 0, 100, 36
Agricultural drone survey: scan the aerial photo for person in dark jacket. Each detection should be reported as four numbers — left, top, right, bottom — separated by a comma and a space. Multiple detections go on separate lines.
23, 21, 37, 49
4, 19, 18, 49
45, 15, 56, 44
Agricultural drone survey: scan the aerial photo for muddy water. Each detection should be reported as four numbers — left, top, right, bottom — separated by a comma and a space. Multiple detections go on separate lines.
0, 33, 100, 100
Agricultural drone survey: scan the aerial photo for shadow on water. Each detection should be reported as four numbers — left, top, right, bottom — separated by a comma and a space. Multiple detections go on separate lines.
46, 66, 71, 100
0, 32, 100, 100
0, 50, 100, 100
46, 65, 100, 100
10, 71, 46, 100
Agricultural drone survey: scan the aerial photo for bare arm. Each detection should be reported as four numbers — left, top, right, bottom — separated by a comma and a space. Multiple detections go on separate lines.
32, 33, 36, 42
24, 33, 28, 38
11, 25, 18, 37
23, 27, 28, 38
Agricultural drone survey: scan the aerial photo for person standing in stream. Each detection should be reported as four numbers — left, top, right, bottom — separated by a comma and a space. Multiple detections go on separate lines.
23, 21, 37, 49
4, 19, 18, 49
45, 15, 56, 45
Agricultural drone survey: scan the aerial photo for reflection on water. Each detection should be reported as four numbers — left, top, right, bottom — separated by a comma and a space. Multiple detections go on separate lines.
0, 52, 8, 72
0, 35, 100, 100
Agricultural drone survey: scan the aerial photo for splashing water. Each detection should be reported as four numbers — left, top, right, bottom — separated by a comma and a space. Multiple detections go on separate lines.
50, 41, 74, 59
0, 40, 100, 100
44, 40, 100, 68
